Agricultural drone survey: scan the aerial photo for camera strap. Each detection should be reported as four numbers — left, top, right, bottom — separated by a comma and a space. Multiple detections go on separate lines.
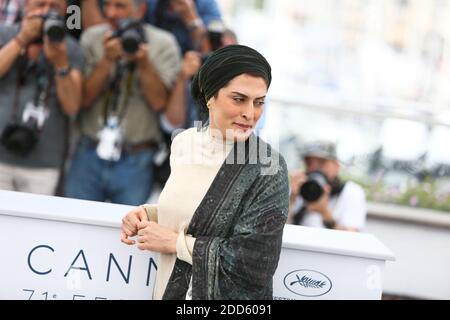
101, 61, 135, 127
26, 52, 53, 131
8, 51, 51, 128
8, 54, 28, 123
330, 178, 346, 197
35, 52, 53, 105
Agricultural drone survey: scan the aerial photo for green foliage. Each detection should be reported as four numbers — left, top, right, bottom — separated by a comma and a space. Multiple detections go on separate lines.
340, 171, 450, 212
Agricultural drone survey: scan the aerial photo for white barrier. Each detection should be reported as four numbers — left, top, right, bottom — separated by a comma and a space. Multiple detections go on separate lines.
0, 190, 394, 300
276, 224, 395, 299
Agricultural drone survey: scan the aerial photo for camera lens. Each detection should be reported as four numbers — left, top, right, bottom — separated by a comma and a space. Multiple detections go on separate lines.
0, 123, 39, 156
121, 29, 141, 54
43, 11, 65, 42
299, 171, 329, 202
114, 19, 146, 54
208, 31, 223, 51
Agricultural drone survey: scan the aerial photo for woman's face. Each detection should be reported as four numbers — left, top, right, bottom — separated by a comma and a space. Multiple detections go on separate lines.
208, 74, 268, 142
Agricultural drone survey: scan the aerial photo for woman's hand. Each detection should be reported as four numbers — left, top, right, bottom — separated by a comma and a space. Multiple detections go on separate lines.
136, 221, 178, 254
121, 206, 149, 245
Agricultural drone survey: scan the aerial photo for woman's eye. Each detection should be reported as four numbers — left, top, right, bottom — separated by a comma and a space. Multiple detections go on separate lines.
233, 97, 244, 102
256, 101, 265, 106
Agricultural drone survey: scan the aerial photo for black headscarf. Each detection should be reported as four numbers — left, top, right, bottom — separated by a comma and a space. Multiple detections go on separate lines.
191, 44, 272, 115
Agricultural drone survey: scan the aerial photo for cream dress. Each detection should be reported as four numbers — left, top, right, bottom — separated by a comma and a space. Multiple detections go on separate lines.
142, 127, 234, 300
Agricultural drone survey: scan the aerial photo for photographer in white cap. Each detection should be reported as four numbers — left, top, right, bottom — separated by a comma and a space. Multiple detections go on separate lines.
287, 141, 367, 232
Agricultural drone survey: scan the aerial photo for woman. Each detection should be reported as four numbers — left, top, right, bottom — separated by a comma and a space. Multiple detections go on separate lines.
121, 44, 289, 300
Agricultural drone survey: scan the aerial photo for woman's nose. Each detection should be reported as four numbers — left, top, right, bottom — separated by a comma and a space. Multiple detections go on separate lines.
241, 103, 254, 121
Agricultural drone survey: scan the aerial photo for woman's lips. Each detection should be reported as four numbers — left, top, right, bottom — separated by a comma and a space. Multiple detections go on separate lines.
233, 123, 252, 131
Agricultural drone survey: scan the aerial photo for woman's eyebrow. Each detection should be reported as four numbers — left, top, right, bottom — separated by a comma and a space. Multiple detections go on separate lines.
231, 91, 248, 97
231, 91, 266, 99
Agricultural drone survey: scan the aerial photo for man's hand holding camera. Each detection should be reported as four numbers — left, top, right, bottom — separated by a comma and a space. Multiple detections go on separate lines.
103, 30, 148, 65
18, 10, 69, 69
125, 43, 149, 66
44, 38, 69, 69
289, 170, 307, 202
306, 184, 332, 219
103, 31, 124, 63
290, 170, 332, 218
17, 11, 43, 46
171, 0, 206, 51
170, 0, 200, 26
289, 169, 337, 228
180, 51, 202, 80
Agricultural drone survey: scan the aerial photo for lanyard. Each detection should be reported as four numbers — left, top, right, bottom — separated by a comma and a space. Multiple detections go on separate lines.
102, 61, 135, 126
8, 51, 52, 124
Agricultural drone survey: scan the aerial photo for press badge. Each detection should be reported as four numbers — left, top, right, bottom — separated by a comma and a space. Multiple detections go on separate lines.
96, 116, 123, 161
22, 101, 49, 128
153, 142, 169, 166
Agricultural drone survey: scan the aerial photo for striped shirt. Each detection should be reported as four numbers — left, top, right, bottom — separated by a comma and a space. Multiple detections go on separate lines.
0, 0, 24, 25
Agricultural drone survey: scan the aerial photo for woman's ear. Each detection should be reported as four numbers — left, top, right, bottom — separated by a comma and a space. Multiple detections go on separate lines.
206, 97, 215, 109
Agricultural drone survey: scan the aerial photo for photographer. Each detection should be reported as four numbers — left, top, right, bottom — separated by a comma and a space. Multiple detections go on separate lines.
162, 21, 235, 130
145, 0, 222, 54
0, 0, 83, 195
64, 0, 181, 205
287, 141, 367, 232
152, 22, 237, 189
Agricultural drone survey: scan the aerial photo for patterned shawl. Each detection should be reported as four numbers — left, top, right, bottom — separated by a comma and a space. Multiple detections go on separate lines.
162, 134, 289, 300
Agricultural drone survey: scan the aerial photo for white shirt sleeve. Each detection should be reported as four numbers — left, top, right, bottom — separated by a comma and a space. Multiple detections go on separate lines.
176, 223, 196, 265
159, 113, 183, 134
333, 181, 367, 231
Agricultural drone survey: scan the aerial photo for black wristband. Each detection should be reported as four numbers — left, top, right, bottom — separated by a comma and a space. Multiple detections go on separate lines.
55, 65, 71, 78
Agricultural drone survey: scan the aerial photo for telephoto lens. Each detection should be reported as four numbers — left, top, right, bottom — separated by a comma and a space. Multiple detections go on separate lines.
299, 171, 329, 202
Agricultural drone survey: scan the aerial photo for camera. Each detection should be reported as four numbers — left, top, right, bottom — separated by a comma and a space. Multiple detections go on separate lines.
0, 122, 39, 157
42, 10, 66, 42
299, 170, 330, 202
207, 29, 223, 51
0, 103, 48, 157
206, 20, 225, 52
111, 19, 147, 54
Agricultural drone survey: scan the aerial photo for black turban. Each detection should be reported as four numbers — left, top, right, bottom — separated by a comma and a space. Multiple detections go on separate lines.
191, 44, 272, 115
